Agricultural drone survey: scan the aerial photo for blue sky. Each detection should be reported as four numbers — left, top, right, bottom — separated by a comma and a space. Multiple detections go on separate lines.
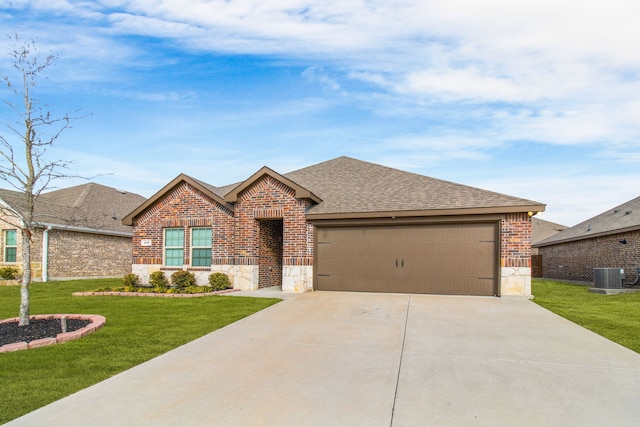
1, 1, 639, 226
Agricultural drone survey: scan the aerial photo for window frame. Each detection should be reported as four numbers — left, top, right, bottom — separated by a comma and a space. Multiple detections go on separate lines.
163, 228, 185, 267
190, 227, 212, 267
4, 229, 17, 263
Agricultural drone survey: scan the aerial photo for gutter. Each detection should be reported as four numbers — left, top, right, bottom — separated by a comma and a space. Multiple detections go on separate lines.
36, 222, 133, 238
42, 225, 52, 282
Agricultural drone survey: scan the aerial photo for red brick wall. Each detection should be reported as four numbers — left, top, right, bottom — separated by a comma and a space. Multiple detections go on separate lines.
539, 230, 640, 282
501, 213, 532, 268
258, 219, 283, 287
131, 182, 234, 266
130, 176, 313, 288
235, 175, 313, 269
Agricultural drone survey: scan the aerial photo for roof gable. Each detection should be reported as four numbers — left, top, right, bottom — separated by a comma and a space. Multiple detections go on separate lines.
223, 166, 322, 204
121, 174, 233, 226
535, 196, 640, 247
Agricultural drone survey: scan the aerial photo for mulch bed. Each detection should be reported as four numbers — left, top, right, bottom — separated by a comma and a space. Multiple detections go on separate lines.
0, 319, 91, 347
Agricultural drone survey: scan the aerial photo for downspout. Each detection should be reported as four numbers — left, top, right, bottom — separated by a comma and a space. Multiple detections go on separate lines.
42, 225, 52, 282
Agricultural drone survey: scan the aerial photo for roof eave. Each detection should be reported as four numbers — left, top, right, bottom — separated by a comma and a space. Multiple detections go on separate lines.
37, 222, 133, 238
533, 224, 640, 247
305, 204, 545, 221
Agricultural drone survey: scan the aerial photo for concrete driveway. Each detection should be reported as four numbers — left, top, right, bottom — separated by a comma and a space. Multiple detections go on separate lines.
7, 292, 640, 426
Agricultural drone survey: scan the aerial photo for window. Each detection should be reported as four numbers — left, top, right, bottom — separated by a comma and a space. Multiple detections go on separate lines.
191, 227, 212, 267
164, 228, 184, 266
4, 230, 17, 263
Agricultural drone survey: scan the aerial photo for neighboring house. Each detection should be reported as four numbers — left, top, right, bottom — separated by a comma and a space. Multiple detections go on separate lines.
531, 218, 568, 255
530, 218, 568, 277
534, 196, 640, 283
0, 183, 146, 281
123, 157, 544, 297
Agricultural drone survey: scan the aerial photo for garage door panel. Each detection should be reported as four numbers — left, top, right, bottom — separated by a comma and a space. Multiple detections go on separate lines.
315, 223, 498, 296
403, 259, 494, 277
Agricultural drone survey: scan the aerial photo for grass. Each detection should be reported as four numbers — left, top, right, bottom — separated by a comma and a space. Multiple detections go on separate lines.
532, 279, 640, 354
0, 279, 280, 424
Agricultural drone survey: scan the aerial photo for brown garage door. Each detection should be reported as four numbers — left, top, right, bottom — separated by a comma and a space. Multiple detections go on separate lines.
315, 223, 498, 296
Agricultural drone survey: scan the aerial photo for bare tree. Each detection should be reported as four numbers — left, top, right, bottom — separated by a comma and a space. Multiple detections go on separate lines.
0, 34, 83, 326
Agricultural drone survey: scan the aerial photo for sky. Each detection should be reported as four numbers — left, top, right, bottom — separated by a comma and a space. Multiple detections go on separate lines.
0, 1, 639, 227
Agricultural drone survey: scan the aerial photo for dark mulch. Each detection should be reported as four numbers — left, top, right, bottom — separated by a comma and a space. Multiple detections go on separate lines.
0, 319, 91, 347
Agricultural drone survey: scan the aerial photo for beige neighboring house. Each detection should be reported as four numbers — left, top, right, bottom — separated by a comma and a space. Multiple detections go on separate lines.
531, 218, 568, 255
0, 183, 146, 281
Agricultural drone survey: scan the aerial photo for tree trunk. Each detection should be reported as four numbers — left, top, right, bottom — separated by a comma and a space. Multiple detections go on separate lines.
18, 228, 32, 326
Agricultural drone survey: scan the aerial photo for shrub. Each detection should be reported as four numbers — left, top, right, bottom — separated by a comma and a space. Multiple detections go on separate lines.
208, 272, 232, 291
170, 270, 196, 289
149, 271, 169, 288
122, 273, 139, 287
0, 265, 20, 280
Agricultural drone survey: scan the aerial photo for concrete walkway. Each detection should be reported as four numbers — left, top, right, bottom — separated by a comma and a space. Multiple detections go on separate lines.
7, 292, 640, 426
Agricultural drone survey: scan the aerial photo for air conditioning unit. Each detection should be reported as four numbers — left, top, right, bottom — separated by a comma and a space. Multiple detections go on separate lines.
594, 268, 625, 289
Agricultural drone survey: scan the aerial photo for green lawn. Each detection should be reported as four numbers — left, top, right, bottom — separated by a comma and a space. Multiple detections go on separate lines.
0, 279, 280, 424
532, 279, 640, 354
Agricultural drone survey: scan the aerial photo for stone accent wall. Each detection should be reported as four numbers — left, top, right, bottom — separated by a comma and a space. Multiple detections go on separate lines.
500, 213, 533, 297
539, 230, 640, 282
282, 265, 314, 292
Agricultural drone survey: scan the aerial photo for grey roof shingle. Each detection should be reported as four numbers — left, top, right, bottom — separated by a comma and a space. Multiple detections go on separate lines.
535, 196, 640, 246
123, 156, 545, 224
531, 218, 568, 245
0, 183, 146, 234
284, 156, 542, 216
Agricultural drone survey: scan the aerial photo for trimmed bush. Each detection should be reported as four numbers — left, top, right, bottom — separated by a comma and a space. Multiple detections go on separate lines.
122, 273, 140, 287
208, 272, 232, 291
0, 265, 20, 280
170, 270, 196, 289
149, 271, 169, 288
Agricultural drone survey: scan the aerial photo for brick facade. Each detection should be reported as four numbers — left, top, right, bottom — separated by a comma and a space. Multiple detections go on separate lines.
539, 230, 640, 282
131, 182, 234, 267
258, 219, 283, 288
130, 176, 313, 289
501, 213, 532, 268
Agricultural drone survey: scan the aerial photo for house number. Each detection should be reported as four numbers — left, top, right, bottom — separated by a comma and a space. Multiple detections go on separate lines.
141, 239, 152, 246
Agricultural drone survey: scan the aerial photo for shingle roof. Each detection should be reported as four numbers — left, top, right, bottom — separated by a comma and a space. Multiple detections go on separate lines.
531, 218, 568, 245
535, 196, 640, 247
0, 183, 146, 234
124, 156, 545, 224
284, 156, 543, 217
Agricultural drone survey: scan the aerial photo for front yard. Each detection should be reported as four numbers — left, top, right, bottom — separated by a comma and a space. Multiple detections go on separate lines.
0, 279, 280, 424
532, 279, 640, 354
